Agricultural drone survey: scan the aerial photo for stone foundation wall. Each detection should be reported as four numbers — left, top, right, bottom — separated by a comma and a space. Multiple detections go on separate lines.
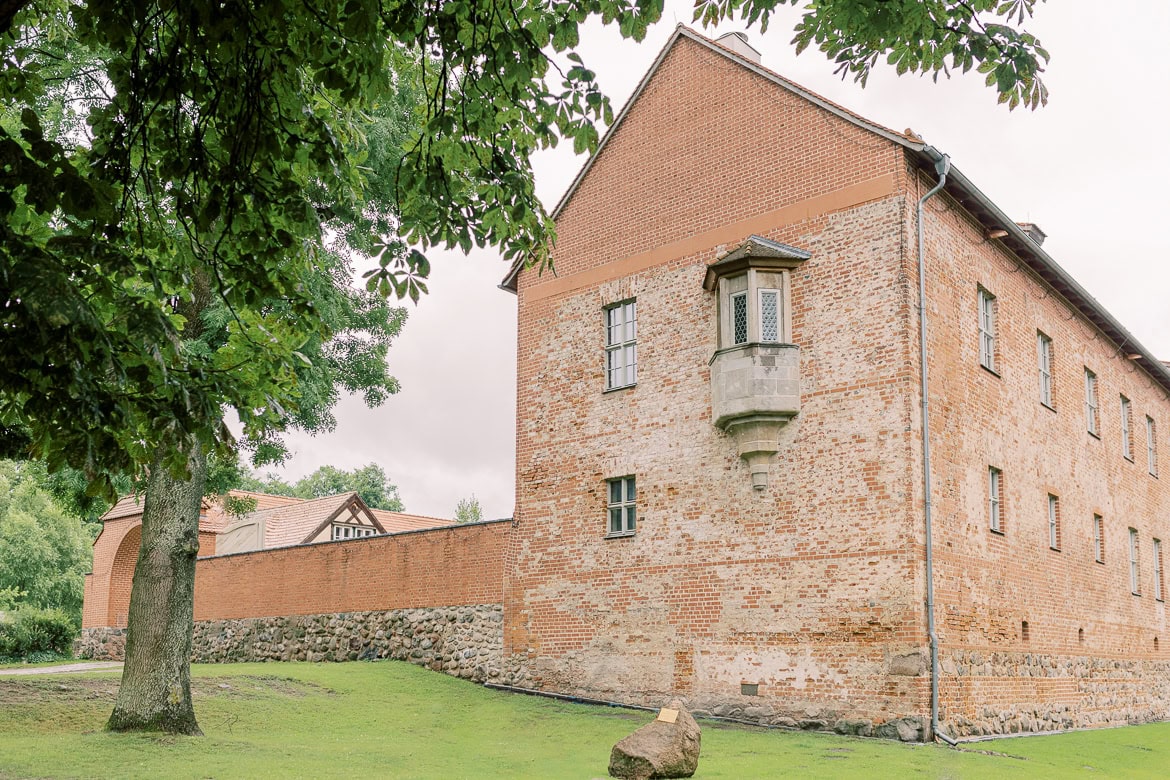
940, 649, 1170, 737
79, 604, 532, 687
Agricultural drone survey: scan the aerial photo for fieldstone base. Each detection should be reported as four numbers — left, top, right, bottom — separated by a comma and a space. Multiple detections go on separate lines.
79, 604, 531, 687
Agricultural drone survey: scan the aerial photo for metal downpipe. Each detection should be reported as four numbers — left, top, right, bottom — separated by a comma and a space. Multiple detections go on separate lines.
917, 147, 957, 746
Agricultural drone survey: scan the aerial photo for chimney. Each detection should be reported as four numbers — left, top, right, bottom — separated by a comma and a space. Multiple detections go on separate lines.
715, 32, 762, 64
1016, 222, 1046, 246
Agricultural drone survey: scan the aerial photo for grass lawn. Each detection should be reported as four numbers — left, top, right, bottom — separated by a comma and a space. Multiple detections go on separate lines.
1, 661, 1168, 779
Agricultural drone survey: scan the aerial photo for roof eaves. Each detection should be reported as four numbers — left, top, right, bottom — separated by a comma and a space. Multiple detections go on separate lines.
908, 150, 1170, 395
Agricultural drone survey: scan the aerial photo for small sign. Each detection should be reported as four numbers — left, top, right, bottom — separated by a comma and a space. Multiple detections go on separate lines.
656, 708, 679, 724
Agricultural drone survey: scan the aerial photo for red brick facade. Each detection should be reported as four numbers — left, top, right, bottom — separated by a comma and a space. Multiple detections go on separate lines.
503, 28, 1169, 738
84, 520, 507, 627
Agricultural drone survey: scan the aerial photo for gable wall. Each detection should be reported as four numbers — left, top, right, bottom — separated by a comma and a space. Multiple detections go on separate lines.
531, 36, 906, 288
508, 36, 929, 734
913, 173, 1170, 735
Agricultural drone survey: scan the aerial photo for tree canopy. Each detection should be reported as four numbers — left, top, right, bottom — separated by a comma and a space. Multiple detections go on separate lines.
0, 460, 92, 624
239, 463, 405, 512
454, 495, 483, 524
1, 0, 1051, 498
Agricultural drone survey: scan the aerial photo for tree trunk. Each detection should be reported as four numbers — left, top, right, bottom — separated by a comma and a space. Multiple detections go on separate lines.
107, 437, 206, 735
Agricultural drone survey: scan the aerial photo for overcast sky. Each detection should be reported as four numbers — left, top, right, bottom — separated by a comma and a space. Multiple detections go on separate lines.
266, 0, 1170, 521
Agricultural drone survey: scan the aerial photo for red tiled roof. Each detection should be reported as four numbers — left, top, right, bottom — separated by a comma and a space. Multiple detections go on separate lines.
101, 494, 145, 521
249, 493, 366, 549
230, 490, 304, 510
369, 508, 453, 533
101, 488, 454, 548
199, 490, 308, 533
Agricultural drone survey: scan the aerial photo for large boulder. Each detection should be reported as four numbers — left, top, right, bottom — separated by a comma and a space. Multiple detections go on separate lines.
609, 700, 701, 779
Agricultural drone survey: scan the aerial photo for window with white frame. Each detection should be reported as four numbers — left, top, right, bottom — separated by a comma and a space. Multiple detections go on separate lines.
1093, 514, 1105, 563
1047, 494, 1060, 551
605, 301, 637, 390
607, 476, 636, 536
1084, 368, 1099, 436
1155, 538, 1164, 602
332, 525, 377, 540
1129, 528, 1141, 595
1121, 396, 1133, 460
978, 288, 997, 372
1037, 332, 1053, 407
1147, 415, 1158, 476
988, 467, 1003, 533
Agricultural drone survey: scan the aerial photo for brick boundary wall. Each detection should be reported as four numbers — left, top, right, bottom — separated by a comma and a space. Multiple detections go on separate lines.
191, 519, 510, 620
79, 520, 521, 687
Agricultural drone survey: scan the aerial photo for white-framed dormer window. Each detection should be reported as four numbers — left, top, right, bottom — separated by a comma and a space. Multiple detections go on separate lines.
1084, 368, 1099, 436
1147, 415, 1158, 476
606, 476, 636, 537
1121, 395, 1133, 460
988, 466, 1003, 533
1037, 332, 1053, 407
332, 525, 377, 540
605, 300, 637, 390
978, 288, 997, 372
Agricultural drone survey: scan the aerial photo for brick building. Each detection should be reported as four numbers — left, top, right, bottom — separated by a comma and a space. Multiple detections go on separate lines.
500, 27, 1170, 739
81, 25, 1170, 742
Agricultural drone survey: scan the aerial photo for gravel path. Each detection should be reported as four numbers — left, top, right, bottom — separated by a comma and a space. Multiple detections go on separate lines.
0, 661, 122, 676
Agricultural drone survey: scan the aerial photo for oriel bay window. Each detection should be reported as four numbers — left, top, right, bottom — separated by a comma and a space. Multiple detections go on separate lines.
704, 236, 810, 489
718, 266, 790, 347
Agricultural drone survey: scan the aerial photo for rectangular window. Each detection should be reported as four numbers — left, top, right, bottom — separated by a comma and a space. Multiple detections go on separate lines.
1129, 528, 1141, 595
988, 467, 1003, 533
1047, 494, 1060, 550
1154, 539, 1164, 602
1121, 396, 1133, 460
1147, 416, 1158, 476
731, 292, 748, 345
759, 289, 780, 342
605, 301, 637, 390
978, 288, 997, 372
1084, 368, 1099, 436
1037, 332, 1053, 407
607, 476, 636, 536
1093, 514, 1104, 563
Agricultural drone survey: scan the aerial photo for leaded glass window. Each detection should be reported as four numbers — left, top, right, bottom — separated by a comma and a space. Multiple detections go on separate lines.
760, 290, 779, 342
732, 292, 748, 345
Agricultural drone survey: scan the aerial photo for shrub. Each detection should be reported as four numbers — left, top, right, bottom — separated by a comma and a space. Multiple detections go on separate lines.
0, 607, 76, 659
